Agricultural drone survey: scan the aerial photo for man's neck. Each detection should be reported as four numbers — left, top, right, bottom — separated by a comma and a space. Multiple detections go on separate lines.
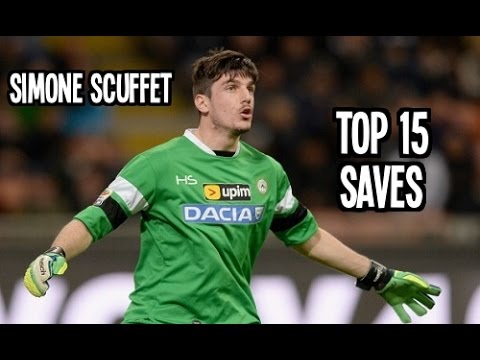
194, 127, 240, 152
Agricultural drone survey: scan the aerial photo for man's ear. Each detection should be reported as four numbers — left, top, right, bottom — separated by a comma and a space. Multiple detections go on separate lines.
194, 94, 209, 114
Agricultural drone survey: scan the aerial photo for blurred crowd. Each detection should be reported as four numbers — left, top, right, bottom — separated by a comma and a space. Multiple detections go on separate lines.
1, 36, 480, 214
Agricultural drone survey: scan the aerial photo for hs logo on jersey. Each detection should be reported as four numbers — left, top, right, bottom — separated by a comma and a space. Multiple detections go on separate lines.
176, 175, 198, 185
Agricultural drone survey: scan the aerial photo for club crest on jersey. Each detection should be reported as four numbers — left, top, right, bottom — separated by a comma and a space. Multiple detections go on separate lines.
203, 184, 251, 201
257, 179, 268, 194
183, 204, 264, 224
93, 188, 112, 206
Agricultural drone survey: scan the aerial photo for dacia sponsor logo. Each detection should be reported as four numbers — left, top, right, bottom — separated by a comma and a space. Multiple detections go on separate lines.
203, 184, 251, 201
183, 204, 264, 224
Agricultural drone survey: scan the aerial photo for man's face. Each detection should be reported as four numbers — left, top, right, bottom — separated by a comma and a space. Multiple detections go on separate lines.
207, 73, 255, 136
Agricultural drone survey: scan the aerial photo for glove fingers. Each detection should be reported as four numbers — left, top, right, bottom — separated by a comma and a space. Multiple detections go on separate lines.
414, 292, 435, 309
392, 304, 411, 324
23, 267, 48, 297
402, 273, 441, 295
425, 284, 442, 296
24, 252, 67, 298
406, 299, 427, 317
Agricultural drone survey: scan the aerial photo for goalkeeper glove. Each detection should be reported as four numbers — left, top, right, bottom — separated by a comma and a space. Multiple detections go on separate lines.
24, 246, 68, 297
356, 260, 441, 323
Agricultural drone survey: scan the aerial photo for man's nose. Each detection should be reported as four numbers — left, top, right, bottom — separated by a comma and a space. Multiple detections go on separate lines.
241, 87, 253, 103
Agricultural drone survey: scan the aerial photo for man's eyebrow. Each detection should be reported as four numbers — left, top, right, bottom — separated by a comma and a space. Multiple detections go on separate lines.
222, 78, 255, 86
222, 78, 240, 85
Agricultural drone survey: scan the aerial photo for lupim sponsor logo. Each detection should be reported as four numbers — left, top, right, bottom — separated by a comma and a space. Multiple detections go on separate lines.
203, 184, 251, 201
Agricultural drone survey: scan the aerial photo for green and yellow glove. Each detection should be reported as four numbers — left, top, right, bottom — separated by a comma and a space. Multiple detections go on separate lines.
356, 260, 441, 323
24, 246, 68, 297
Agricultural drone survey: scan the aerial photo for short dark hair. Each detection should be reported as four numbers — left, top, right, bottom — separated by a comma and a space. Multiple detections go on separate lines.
192, 49, 259, 98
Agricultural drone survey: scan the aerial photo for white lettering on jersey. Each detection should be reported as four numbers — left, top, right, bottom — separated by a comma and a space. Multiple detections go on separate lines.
183, 205, 264, 224
176, 175, 198, 185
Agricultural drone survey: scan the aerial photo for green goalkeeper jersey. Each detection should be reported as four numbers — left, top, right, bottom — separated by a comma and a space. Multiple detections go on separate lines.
74, 129, 319, 324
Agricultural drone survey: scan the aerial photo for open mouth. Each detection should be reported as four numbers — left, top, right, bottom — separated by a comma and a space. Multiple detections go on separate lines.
241, 108, 252, 116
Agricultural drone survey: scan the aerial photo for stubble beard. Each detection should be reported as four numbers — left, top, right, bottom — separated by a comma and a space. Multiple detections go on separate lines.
232, 114, 253, 136
211, 114, 252, 137
232, 125, 250, 136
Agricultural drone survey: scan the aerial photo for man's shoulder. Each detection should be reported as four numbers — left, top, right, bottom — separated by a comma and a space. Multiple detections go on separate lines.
241, 141, 280, 165
240, 141, 286, 176
121, 135, 187, 170
140, 135, 186, 157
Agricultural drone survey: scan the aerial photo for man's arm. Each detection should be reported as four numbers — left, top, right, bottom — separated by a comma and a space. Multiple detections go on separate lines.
51, 219, 93, 260
293, 227, 370, 278
292, 227, 442, 323
23, 219, 94, 297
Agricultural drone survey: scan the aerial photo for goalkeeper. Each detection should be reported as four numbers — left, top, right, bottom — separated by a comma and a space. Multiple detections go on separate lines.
24, 49, 441, 324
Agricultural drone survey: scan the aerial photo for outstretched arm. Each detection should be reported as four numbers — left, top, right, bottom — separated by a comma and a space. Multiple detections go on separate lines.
23, 219, 93, 297
293, 227, 371, 278
51, 219, 93, 260
293, 227, 441, 323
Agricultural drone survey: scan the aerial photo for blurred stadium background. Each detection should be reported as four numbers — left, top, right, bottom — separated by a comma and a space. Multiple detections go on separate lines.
1, 36, 479, 324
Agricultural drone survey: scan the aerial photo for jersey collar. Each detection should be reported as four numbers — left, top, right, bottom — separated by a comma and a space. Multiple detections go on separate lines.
184, 129, 240, 157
